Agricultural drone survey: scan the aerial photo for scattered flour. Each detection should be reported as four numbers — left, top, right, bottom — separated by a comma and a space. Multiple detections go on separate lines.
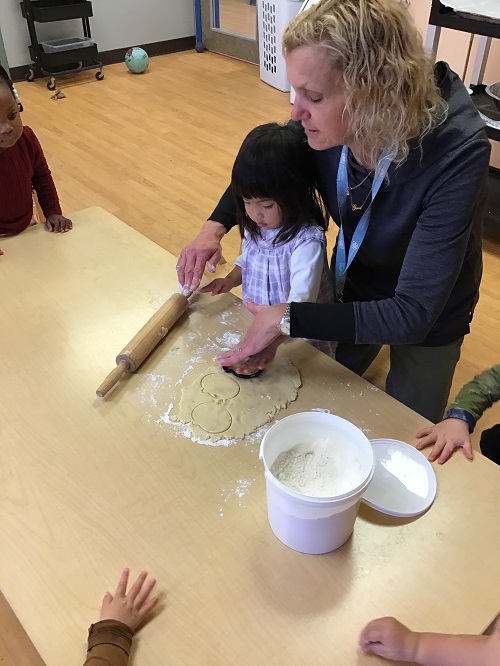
217, 331, 241, 348
270, 438, 364, 497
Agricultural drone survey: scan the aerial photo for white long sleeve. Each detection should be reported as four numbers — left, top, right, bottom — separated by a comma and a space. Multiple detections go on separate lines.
288, 238, 324, 302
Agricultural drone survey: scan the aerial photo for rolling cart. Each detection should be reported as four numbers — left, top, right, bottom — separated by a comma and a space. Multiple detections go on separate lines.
21, 0, 103, 89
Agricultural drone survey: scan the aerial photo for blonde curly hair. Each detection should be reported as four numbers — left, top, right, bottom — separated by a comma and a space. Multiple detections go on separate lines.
283, 0, 446, 169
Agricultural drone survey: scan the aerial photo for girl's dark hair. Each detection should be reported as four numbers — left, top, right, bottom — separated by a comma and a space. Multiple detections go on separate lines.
0, 66, 23, 111
231, 122, 327, 244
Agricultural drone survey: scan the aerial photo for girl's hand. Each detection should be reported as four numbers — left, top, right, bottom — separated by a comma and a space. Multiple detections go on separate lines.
359, 617, 419, 662
199, 278, 234, 295
99, 568, 159, 632
217, 301, 286, 368
45, 214, 73, 233
415, 418, 473, 464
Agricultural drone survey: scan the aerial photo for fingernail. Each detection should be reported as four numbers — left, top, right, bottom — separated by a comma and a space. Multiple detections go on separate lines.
208, 265, 216, 273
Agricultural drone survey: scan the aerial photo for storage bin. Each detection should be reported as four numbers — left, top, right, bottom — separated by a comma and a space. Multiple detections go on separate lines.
21, 0, 93, 23
41, 36, 94, 52
257, 0, 302, 92
34, 42, 98, 69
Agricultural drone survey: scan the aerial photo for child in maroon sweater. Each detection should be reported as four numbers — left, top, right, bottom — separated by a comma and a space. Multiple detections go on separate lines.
0, 66, 72, 254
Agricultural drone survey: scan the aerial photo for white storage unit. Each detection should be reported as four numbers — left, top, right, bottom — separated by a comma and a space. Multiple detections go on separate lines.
257, 0, 302, 92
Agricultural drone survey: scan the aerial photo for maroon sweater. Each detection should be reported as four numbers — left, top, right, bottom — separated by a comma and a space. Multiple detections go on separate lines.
0, 125, 62, 235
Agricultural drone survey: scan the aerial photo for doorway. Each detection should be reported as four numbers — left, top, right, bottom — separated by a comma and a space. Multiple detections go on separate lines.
200, 0, 259, 64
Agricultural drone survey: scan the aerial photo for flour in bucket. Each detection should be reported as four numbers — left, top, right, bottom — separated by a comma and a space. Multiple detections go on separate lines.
270, 437, 364, 497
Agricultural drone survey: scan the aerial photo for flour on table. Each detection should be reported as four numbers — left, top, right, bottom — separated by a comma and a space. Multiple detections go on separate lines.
270, 438, 363, 497
170, 350, 301, 442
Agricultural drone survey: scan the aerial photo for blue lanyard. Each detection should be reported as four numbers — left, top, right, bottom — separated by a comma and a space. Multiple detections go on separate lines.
335, 146, 392, 298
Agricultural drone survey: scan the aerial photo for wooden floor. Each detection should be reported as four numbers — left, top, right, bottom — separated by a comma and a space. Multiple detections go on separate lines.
3, 51, 500, 663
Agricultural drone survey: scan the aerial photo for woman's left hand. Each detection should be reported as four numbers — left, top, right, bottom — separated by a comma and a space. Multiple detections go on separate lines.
217, 301, 287, 367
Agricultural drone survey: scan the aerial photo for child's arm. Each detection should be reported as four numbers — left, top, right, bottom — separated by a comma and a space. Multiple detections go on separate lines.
416, 364, 500, 463
84, 569, 158, 666
359, 617, 500, 666
198, 265, 242, 296
28, 128, 72, 233
289, 239, 324, 302
447, 364, 500, 425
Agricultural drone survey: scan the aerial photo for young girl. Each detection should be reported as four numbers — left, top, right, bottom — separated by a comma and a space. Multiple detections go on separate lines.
0, 66, 72, 253
200, 122, 334, 371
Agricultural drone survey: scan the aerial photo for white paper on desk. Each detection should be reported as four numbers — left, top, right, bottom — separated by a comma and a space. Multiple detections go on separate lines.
447, 0, 500, 21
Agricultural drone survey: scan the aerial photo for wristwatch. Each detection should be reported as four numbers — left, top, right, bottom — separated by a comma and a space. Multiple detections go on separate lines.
278, 303, 291, 336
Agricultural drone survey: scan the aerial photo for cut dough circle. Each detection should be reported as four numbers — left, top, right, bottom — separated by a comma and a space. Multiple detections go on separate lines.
200, 373, 240, 400
170, 355, 301, 442
191, 402, 232, 433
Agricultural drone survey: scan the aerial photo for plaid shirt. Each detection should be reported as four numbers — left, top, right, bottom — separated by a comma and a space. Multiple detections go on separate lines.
238, 224, 333, 304
237, 224, 336, 357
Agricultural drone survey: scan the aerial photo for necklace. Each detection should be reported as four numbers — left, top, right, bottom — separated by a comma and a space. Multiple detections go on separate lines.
346, 170, 372, 194
346, 169, 373, 211
349, 187, 372, 212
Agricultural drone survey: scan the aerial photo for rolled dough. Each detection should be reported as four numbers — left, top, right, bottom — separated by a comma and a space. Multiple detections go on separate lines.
170, 352, 301, 441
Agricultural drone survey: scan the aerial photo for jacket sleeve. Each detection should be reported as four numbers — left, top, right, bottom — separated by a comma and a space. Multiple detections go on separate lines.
83, 620, 133, 666
209, 185, 237, 232
352, 133, 491, 345
292, 132, 490, 345
448, 365, 500, 423
28, 128, 62, 218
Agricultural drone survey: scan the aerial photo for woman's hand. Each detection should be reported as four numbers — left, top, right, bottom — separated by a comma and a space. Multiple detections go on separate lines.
99, 568, 159, 632
176, 221, 226, 294
45, 214, 73, 233
415, 418, 473, 464
217, 301, 287, 368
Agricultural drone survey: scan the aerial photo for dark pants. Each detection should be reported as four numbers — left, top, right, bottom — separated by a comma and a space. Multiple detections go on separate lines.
335, 338, 464, 423
480, 424, 500, 466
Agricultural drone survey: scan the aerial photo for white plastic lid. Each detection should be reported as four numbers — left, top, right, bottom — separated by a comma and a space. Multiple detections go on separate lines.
362, 439, 437, 517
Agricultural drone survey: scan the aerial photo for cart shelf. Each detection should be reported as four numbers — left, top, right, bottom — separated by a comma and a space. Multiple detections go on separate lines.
21, 0, 93, 23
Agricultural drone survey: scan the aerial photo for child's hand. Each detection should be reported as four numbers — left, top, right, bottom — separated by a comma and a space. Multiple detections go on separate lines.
198, 277, 234, 295
415, 418, 473, 464
99, 568, 159, 632
45, 214, 73, 233
359, 617, 419, 661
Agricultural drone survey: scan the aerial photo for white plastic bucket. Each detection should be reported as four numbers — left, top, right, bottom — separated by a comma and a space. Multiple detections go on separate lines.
259, 412, 375, 554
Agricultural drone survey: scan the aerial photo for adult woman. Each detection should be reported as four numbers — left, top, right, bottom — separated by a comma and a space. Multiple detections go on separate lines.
177, 0, 490, 422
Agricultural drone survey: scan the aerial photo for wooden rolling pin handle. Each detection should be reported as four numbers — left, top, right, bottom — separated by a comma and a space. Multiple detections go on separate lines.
96, 360, 130, 398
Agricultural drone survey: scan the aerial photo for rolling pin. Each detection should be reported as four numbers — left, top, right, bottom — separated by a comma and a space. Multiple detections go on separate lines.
96, 292, 188, 398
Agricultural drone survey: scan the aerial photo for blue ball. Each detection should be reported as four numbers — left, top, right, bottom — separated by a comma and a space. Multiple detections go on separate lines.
125, 47, 149, 74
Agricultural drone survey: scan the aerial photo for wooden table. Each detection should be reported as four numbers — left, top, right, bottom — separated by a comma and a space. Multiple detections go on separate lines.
1, 207, 499, 666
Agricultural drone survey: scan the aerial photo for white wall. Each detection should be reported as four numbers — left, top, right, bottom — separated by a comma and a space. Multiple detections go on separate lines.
0, 0, 194, 68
